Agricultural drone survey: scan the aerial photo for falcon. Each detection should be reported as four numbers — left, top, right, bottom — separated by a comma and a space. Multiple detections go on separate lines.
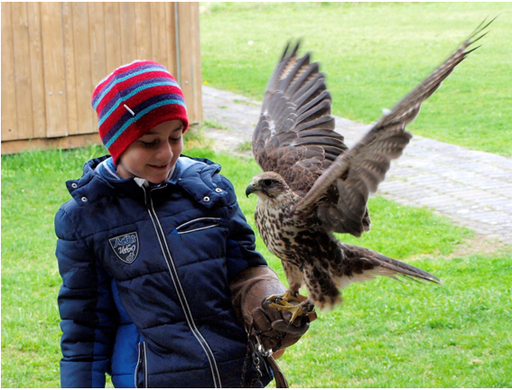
246, 20, 492, 321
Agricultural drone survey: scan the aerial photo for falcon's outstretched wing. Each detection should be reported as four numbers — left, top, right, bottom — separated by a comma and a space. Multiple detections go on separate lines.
252, 42, 348, 197
295, 18, 493, 236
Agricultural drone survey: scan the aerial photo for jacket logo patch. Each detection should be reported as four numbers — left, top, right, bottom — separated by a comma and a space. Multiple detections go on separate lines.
109, 232, 139, 264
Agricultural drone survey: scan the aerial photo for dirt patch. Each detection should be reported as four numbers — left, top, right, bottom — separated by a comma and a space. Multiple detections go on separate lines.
410, 233, 509, 261
447, 234, 509, 258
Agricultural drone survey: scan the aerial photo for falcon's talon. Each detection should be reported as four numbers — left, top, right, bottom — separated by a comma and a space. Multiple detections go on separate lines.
266, 291, 299, 306
266, 295, 284, 304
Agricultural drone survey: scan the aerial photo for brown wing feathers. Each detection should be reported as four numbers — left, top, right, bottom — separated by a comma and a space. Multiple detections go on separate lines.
253, 42, 347, 195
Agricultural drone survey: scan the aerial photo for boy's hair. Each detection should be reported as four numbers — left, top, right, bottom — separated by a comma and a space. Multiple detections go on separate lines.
92, 60, 189, 164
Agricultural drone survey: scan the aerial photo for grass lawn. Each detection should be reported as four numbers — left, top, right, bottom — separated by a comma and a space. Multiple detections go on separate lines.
2, 142, 511, 387
200, 2, 512, 157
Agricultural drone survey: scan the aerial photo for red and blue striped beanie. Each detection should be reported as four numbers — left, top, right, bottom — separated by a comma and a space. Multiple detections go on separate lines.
92, 60, 189, 164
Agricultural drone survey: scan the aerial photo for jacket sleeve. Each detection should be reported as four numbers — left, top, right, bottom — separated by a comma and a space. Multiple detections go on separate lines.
55, 206, 118, 388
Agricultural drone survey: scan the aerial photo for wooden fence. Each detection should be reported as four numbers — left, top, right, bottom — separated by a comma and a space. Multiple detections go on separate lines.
1, 2, 202, 155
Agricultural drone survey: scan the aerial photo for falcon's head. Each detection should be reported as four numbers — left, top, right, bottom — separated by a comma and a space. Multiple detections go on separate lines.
246, 172, 297, 204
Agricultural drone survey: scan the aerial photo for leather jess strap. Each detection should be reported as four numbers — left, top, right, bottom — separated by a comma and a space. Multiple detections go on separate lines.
266, 354, 289, 388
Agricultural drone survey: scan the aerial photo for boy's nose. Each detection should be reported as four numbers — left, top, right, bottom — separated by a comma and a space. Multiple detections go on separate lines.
156, 141, 173, 160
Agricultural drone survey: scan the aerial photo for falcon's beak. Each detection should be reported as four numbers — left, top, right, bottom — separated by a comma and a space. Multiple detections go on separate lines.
245, 183, 256, 198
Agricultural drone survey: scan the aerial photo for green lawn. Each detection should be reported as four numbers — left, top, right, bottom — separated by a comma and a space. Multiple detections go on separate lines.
200, 2, 512, 157
2, 143, 511, 387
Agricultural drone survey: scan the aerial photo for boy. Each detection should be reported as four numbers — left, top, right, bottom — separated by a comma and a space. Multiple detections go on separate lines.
55, 60, 310, 387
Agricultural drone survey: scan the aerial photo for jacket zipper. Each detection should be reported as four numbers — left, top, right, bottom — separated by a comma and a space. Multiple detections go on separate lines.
142, 186, 222, 388
135, 342, 148, 388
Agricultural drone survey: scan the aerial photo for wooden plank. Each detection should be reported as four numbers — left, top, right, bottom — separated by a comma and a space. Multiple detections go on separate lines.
164, 3, 178, 76
120, 2, 136, 64
72, 2, 95, 135
134, 3, 152, 60
1, 3, 18, 141
177, 2, 203, 124
11, 2, 34, 140
104, 2, 122, 72
1, 134, 103, 155
62, 2, 78, 135
41, 2, 68, 137
150, 2, 168, 66
27, 2, 46, 138
89, 3, 107, 87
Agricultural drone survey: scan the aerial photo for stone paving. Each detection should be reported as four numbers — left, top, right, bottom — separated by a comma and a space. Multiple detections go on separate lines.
202, 85, 512, 245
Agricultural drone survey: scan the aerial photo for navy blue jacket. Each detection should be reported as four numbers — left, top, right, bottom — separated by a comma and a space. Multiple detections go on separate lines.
56, 155, 273, 387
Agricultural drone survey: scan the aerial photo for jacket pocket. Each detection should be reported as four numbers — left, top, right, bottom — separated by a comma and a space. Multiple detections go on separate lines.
174, 217, 222, 235
135, 342, 147, 388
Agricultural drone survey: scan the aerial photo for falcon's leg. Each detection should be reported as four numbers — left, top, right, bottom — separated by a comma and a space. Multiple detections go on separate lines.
267, 260, 303, 304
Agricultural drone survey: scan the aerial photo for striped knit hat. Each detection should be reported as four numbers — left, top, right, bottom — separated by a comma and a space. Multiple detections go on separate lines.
92, 60, 188, 164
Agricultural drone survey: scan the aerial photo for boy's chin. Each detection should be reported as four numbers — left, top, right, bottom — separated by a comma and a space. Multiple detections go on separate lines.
145, 169, 173, 184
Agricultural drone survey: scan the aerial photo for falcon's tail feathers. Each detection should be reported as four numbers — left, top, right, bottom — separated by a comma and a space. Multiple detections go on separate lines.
336, 244, 442, 290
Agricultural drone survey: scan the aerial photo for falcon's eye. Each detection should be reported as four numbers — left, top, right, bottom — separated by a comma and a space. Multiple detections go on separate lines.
263, 179, 273, 187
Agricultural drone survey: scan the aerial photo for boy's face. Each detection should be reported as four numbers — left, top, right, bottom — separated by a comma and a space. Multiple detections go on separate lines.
116, 119, 184, 184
